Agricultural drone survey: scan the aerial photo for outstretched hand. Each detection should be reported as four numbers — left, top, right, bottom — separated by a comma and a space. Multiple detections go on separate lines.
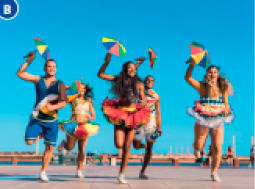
104, 53, 111, 62
137, 58, 146, 63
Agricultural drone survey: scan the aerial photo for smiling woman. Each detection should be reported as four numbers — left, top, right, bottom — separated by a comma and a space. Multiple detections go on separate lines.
185, 57, 234, 182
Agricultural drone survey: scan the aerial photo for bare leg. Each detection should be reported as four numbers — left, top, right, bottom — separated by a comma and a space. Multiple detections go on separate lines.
141, 142, 154, 173
41, 144, 54, 172
65, 135, 76, 151
133, 140, 146, 150
210, 125, 224, 173
193, 123, 209, 159
77, 138, 88, 171
114, 125, 125, 149
119, 128, 136, 174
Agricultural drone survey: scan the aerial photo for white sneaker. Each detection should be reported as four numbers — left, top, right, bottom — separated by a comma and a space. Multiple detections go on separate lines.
76, 170, 84, 178
39, 172, 49, 182
248, 164, 252, 168
139, 172, 149, 179
211, 172, 221, 182
58, 140, 66, 153
194, 150, 201, 159
118, 174, 127, 184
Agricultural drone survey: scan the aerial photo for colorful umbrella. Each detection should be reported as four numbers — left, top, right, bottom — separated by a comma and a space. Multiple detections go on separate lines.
34, 37, 50, 61
148, 47, 157, 69
102, 37, 126, 57
67, 80, 82, 102
187, 42, 210, 68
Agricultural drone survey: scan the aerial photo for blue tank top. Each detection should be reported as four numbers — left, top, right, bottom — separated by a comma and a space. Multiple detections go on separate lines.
31, 77, 61, 122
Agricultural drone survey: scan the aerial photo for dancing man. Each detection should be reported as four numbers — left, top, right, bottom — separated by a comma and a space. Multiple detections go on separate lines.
133, 75, 161, 179
185, 58, 234, 181
58, 78, 99, 178
16, 51, 67, 182
98, 53, 151, 184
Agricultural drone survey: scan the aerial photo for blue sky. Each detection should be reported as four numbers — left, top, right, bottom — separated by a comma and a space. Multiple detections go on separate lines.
0, 0, 254, 156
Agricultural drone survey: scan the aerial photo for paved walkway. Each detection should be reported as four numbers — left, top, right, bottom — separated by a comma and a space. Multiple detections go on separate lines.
0, 166, 253, 189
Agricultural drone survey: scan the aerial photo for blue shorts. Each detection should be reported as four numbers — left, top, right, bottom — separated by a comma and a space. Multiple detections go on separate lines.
25, 117, 58, 146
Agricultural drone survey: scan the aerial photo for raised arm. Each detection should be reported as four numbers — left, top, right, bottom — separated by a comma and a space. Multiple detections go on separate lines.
16, 51, 40, 84
185, 58, 201, 92
87, 100, 96, 121
155, 96, 162, 135
135, 58, 146, 69
97, 53, 116, 81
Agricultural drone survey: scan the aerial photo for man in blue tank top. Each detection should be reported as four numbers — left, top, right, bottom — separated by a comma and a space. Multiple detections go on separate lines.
17, 51, 67, 182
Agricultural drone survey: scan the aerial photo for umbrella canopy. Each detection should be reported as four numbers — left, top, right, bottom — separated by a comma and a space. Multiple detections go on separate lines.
67, 80, 82, 102
189, 42, 210, 68
148, 47, 157, 69
34, 37, 50, 61
102, 37, 126, 57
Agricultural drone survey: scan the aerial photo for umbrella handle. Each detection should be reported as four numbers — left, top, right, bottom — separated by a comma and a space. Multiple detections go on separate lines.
186, 60, 190, 64
134, 58, 149, 61
23, 50, 37, 59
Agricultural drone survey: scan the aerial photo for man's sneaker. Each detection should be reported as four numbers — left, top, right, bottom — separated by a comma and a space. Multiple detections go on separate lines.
117, 174, 127, 184
76, 170, 84, 178
194, 150, 201, 159
211, 172, 221, 182
139, 172, 149, 179
58, 140, 66, 153
39, 172, 49, 182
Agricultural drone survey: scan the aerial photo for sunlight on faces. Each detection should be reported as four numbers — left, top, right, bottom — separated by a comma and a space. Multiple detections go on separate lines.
44, 61, 57, 76
206, 67, 218, 82
80, 84, 86, 96
127, 63, 136, 77
145, 77, 155, 89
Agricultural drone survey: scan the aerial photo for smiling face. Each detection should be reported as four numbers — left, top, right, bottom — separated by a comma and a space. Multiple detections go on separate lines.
206, 67, 218, 82
127, 63, 137, 78
145, 76, 155, 89
44, 60, 57, 76
80, 84, 86, 96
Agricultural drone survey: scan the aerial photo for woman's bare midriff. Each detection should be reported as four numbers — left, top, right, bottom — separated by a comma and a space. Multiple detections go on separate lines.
71, 114, 87, 123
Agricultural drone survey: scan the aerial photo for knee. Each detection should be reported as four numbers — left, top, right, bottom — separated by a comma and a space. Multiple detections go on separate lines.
212, 146, 221, 154
65, 144, 74, 151
133, 142, 140, 150
26, 141, 34, 145
123, 143, 132, 152
115, 141, 124, 149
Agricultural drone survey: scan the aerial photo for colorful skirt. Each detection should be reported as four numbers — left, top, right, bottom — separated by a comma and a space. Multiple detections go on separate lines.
187, 100, 234, 129
102, 97, 151, 128
58, 119, 99, 140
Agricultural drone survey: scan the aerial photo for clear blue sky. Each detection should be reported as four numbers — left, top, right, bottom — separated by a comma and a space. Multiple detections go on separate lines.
0, 0, 254, 156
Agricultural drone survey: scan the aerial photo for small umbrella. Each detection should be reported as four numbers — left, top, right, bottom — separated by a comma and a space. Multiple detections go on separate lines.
67, 80, 82, 102
186, 42, 210, 68
135, 47, 158, 69
148, 47, 157, 69
34, 37, 50, 61
102, 37, 126, 57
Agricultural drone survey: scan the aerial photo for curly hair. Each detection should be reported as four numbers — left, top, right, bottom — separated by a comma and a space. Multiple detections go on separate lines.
110, 61, 140, 101
81, 83, 94, 100
203, 65, 234, 96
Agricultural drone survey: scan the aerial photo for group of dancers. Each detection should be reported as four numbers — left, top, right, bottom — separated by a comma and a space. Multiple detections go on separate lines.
16, 51, 234, 183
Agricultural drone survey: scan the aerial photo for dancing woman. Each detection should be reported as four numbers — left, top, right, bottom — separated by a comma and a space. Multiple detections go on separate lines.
97, 53, 150, 184
58, 78, 99, 178
185, 58, 234, 181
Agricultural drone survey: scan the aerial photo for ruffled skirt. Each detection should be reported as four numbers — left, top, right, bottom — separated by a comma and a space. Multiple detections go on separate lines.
187, 101, 234, 129
102, 97, 151, 128
58, 119, 99, 139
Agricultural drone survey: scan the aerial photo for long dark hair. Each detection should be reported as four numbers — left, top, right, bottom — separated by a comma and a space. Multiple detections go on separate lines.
111, 61, 140, 101
204, 65, 229, 94
81, 83, 94, 100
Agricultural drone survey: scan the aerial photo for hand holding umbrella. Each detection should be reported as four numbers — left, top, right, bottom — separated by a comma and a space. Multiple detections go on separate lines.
135, 47, 158, 69
186, 42, 210, 68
